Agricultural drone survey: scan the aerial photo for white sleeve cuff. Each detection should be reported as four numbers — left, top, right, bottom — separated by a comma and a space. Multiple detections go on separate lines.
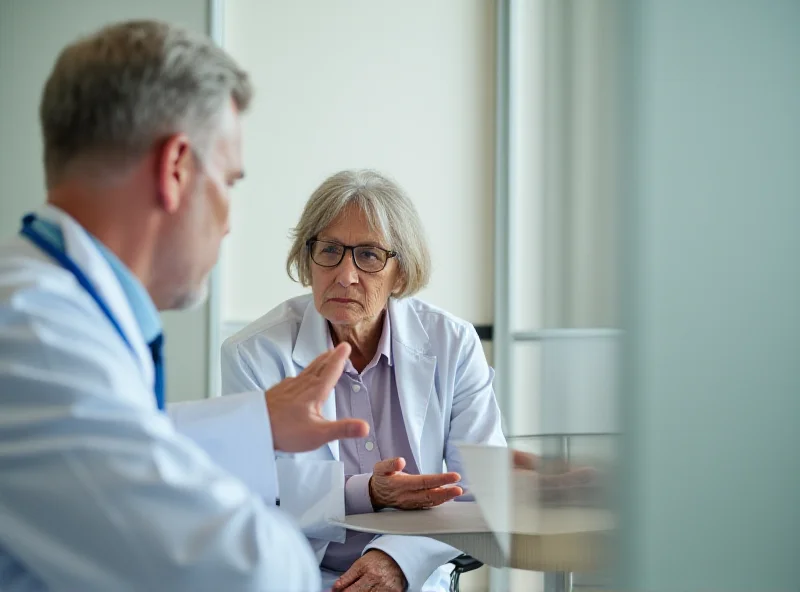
364, 535, 460, 591
344, 473, 374, 515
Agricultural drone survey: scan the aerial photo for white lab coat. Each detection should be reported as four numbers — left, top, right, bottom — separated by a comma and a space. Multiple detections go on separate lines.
221, 294, 507, 591
0, 205, 320, 592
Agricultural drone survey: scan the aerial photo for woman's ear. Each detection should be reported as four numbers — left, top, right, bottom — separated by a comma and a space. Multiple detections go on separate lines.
391, 275, 406, 297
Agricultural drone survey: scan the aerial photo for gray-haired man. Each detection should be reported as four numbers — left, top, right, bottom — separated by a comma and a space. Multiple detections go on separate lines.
0, 20, 368, 591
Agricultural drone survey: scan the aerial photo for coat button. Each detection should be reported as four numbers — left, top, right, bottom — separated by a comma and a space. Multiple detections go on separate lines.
365, 441, 374, 451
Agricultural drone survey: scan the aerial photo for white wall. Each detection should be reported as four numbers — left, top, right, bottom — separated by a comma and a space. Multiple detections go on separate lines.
220, 0, 495, 326
0, 0, 211, 402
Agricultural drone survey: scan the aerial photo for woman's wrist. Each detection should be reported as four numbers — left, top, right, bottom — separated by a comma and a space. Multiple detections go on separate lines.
368, 475, 386, 510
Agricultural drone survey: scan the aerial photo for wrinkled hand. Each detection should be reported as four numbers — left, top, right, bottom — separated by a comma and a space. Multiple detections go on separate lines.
332, 550, 406, 592
266, 343, 369, 452
369, 457, 462, 510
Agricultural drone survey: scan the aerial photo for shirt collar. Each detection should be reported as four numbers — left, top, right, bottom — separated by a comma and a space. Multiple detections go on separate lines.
376, 310, 393, 367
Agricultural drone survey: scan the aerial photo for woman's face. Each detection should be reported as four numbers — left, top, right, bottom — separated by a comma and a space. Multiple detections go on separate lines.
310, 205, 400, 329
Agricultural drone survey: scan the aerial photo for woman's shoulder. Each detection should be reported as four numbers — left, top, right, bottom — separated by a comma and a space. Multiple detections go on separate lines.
222, 294, 312, 355
395, 296, 476, 340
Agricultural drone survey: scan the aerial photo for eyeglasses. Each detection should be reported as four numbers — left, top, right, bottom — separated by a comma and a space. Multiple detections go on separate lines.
306, 239, 397, 273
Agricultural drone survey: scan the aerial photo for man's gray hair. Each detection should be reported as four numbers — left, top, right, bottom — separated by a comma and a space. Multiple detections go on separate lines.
287, 170, 432, 298
40, 19, 252, 187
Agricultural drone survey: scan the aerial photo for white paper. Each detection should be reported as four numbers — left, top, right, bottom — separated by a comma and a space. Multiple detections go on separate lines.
169, 392, 278, 503
276, 458, 345, 542
455, 443, 513, 559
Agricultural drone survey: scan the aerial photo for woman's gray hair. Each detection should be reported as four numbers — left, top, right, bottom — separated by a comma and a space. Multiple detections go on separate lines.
287, 170, 432, 298
39, 20, 252, 187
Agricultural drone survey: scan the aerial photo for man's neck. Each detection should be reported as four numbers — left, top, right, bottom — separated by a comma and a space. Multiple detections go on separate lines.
48, 188, 161, 304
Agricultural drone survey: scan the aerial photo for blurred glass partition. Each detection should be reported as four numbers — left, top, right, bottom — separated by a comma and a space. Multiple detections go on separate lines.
539, 330, 619, 437
615, 0, 800, 590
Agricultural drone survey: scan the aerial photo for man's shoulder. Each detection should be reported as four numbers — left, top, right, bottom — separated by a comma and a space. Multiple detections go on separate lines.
0, 235, 118, 357
0, 235, 84, 310
0, 234, 148, 408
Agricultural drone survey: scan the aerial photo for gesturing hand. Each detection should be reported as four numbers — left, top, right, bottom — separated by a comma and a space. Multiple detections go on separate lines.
265, 343, 369, 452
369, 457, 463, 510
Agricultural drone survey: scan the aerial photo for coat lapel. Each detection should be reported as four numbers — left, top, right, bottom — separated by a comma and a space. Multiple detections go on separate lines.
389, 298, 435, 473
291, 300, 339, 460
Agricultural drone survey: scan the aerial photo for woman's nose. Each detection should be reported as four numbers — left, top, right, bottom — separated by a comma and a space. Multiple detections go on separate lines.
336, 252, 359, 286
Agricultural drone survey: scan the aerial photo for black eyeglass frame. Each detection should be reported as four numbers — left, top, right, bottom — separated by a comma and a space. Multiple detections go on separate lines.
306, 238, 398, 273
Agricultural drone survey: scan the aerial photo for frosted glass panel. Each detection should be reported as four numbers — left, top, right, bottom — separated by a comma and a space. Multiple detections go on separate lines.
509, 342, 541, 437
539, 330, 619, 435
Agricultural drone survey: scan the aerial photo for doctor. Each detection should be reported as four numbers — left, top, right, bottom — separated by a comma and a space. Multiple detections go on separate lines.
0, 20, 368, 591
221, 170, 507, 591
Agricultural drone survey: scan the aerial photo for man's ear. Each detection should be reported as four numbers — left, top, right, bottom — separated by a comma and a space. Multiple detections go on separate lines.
156, 134, 195, 214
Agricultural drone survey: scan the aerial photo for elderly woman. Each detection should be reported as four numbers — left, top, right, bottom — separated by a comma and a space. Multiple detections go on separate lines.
221, 170, 505, 592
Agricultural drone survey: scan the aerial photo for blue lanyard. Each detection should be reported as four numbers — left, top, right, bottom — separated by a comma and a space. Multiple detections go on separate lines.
19, 214, 165, 411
